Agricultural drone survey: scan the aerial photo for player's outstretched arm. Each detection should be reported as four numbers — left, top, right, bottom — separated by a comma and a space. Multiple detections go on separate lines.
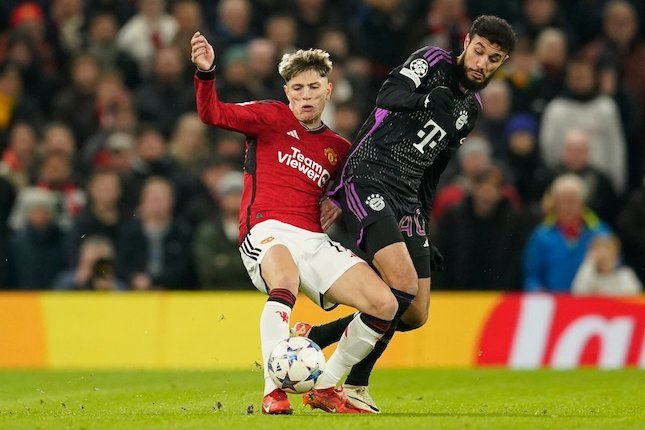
190, 31, 215, 71
375, 74, 429, 112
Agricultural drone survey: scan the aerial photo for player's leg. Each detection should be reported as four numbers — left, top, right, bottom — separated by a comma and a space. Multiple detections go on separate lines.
342, 223, 431, 411
298, 236, 397, 413
399, 277, 431, 330
257, 245, 301, 414
240, 222, 301, 414
296, 275, 430, 343
306, 183, 418, 346
316, 261, 397, 389
297, 219, 365, 347
342, 217, 419, 374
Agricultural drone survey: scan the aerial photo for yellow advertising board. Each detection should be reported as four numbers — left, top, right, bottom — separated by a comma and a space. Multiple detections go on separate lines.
1, 292, 643, 369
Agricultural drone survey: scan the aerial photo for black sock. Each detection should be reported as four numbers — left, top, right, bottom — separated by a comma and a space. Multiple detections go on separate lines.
345, 288, 415, 386
396, 321, 414, 332
308, 314, 355, 348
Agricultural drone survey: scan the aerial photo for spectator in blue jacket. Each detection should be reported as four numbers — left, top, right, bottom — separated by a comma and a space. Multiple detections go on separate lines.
523, 174, 611, 292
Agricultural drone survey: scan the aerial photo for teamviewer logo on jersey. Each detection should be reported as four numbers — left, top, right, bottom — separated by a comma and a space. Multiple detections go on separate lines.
278, 146, 331, 188
365, 194, 386, 211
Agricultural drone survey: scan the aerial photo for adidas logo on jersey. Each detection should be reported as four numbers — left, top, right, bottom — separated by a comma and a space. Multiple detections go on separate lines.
287, 130, 300, 140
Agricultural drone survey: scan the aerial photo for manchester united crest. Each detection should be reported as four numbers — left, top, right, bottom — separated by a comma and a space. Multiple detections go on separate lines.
324, 147, 338, 166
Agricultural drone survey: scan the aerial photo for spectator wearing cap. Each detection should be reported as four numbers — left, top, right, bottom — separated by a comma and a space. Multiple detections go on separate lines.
435, 165, 528, 291
504, 113, 552, 213
102, 132, 135, 174
523, 174, 612, 292
9, 188, 67, 289
192, 170, 250, 289
431, 136, 522, 224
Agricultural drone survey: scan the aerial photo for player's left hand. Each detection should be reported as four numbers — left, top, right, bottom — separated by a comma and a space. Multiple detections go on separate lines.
320, 197, 341, 231
430, 242, 445, 273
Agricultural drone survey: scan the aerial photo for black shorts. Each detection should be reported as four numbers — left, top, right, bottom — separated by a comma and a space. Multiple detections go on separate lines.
331, 181, 431, 278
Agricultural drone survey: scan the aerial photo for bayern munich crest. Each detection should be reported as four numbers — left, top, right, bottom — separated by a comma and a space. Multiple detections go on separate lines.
456, 110, 468, 130
366, 194, 386, 211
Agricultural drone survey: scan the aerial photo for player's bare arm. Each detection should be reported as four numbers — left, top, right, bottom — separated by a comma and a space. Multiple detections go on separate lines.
190, 31, 215, 70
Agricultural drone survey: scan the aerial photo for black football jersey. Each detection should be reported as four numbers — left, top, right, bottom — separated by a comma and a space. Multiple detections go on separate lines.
340, 46, 482, 212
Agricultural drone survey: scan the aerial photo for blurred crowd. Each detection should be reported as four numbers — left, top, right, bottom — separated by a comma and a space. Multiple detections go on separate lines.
0, 0, 643, 294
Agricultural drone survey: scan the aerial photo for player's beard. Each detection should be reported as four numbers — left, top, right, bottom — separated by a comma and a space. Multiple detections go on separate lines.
455, 57, 494, 92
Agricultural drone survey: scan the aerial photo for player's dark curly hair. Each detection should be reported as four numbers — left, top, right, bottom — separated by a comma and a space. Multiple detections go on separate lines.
469, 15, 517, 54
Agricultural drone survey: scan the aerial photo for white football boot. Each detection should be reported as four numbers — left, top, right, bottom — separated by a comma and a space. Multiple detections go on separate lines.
343, 384, 381, 413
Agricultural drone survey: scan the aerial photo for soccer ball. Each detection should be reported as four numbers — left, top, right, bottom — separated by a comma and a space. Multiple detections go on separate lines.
267, 337, 326, 394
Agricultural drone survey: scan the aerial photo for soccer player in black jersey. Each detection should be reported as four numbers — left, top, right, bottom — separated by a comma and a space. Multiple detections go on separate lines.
293, 15, 517, 412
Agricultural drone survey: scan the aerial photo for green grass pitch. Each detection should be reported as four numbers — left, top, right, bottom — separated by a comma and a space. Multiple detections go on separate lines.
0, 369, 643, 429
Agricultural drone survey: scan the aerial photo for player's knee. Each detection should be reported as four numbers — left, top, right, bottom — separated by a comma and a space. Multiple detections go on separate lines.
365, 289, 398, 321
381, 292, 399, 320
389, 273, 418, 296
359, 288, 399, 321
267, 273, 299, 294
401, 306, 429, 330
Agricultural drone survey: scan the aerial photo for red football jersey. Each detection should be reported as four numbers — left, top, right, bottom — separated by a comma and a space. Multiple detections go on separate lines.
194, 74, 350, 242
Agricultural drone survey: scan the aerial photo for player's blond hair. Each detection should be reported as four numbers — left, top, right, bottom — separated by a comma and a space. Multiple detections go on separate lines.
278, 49, 332, 82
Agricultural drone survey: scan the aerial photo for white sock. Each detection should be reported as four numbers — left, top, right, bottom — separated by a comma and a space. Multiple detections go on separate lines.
315, 314, 383, 389
260, 300, 291, 395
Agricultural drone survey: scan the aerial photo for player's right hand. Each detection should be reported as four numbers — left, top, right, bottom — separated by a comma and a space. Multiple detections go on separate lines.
422, 86, 455, 114
190, 31, 216, 70
320, 197, 342, 231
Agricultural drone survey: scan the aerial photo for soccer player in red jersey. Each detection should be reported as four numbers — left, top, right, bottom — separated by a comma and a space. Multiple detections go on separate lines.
191, 32, 397, 415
